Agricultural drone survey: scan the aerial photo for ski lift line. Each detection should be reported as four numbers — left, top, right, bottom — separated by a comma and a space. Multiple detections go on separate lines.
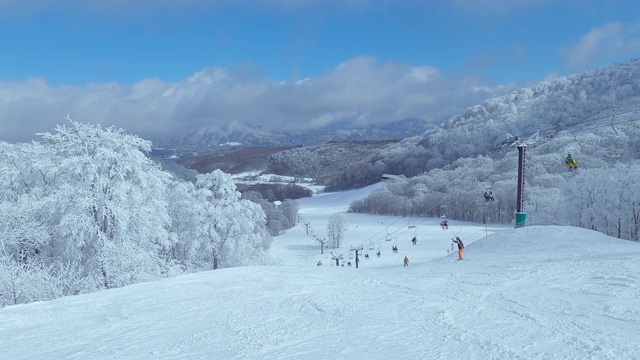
360, 122, 538, 249
410, 150, 515, 228
362, 148, 517, 247
556, 116, 640, 137
493, 108, 640, 151
355, 150, 517, 249
552, 107, 640, 131
519, 109, 640, 142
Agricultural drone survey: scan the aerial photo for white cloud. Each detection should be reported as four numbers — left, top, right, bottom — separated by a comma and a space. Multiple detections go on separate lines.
0, 57, 510, 143
563, 22, 640, 71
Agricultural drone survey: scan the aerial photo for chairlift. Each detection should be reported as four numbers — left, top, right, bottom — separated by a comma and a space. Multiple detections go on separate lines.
386, 234, 392, 242
483, 189, 496, 203
408, 220, 415, 229
368, 242, 375, 250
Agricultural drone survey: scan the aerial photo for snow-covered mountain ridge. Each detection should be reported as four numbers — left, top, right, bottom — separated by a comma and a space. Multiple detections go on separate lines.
153, 118, 430, 157
417, 59, 640, 167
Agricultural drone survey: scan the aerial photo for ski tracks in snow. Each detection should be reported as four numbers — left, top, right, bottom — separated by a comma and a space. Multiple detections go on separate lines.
437, 254, 640, 360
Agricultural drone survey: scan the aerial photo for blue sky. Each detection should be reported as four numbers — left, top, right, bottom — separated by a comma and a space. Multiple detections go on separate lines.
1, 0, 639, 142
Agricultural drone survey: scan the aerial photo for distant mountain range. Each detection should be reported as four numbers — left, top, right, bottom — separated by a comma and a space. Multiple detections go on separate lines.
151, 118, 430, 158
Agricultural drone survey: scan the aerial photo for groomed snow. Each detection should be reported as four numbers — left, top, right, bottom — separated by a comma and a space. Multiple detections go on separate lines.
1, 183, 639, 359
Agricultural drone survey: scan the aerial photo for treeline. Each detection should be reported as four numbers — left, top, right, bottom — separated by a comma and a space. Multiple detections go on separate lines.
350, 152, 640, 242
236, 183, 311, 202
267, 140, 426, 191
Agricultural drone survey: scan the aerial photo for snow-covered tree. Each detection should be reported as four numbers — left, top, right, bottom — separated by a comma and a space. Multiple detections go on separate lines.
0, 120, 275, 307
195, 170, 271, 269
40, 120, 173, 288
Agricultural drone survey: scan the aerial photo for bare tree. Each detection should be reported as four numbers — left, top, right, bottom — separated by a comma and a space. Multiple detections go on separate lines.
327, 213, 348, 248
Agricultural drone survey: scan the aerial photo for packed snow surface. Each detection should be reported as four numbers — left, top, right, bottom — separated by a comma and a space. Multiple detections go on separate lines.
1, 183, 639, 359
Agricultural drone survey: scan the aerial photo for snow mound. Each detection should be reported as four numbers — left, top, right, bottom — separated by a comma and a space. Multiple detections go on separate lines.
468, 225, 638, 260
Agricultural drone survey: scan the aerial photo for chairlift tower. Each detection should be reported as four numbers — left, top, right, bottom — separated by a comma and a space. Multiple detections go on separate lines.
330, 252, 343, 267
350, 246, 364, 269
506, 131, 539, 229
515, 144, 527, 228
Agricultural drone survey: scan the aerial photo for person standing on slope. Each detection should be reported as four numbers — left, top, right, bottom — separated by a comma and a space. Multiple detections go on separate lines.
452, 237, 464, 260
403, 256, 409, 267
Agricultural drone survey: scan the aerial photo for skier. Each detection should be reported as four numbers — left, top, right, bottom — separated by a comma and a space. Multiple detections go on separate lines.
411, 236, 417, 245
484, 192, 491, 202
403, 256, 409, 267
452, 236, 464, 260
440, 220, 448, 229
565, 153, 578, 170
317, 260, 322, 266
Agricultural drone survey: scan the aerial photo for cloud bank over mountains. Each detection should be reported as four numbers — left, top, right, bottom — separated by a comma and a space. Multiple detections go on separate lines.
0, 57, 509, 143
3, 1, 639, 144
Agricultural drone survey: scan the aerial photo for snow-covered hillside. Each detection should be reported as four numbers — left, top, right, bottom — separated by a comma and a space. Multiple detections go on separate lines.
1, 184, 639, 360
